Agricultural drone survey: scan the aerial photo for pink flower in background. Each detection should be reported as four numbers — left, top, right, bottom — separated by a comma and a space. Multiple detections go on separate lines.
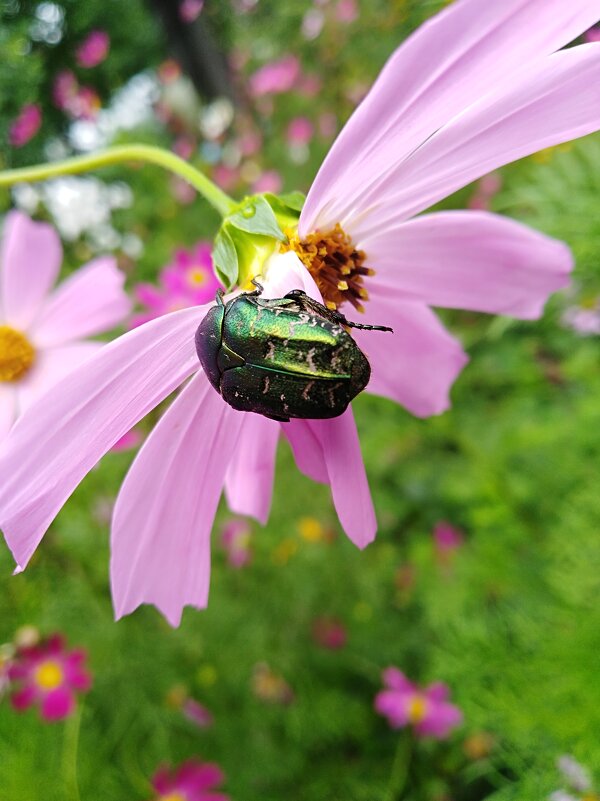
584, 27, 600, 43
237, 130, 262, 157
312, 616, 347, 649
302, 9, 325, 40
110, 428, 143, 453
8, 104, 42, 148
76, 30, 110, 68
52, 71, 101, 120
296, 74, 322, 98
131, 242, 221, 328
335, 0, 359, 24
287, 117, 314, 146
375, 668, 463, 739
562, 303, 600, 336
433, 522, 464, 554
8, 634, 92, 722
318, 111, 337, 139
212, 164, 240, 192
468, 172, 503, 211
252, 169, 282, 193
0, 211, 130, 439
249, 55, 300, 97
221, 519, 252, 568
151, 760, 229, 801
183, 698, 214, 728
3, 0, 600, 627
179, 0, 204, 23
52, 70, 79, 110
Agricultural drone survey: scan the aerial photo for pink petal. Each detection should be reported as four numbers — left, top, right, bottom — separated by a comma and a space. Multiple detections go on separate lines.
356, 44, 600, 231
0, 307, 206, 571
11, 684, 38, 711
0, 212, 62, 329
300, 0, 600, 233
382, 667, 414, 692
225, 414, 279, 525
374, 689, 411, 727
29, 257, 131, 347
352, 291, 468, 417
361, 211, 572, 319
416, 701, 463, 739
16, 342, 102, 414
425, 682, 450, 702
0, 389, 17, 440
110, 372, 243, 627
306, 410, 376, 549
281, 419, 328, 484
40, 687, 75, 721
176, 761, 225, 792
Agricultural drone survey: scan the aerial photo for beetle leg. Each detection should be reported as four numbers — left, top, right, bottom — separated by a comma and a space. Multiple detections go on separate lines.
284, 289, 393, 333
215, 288, 225, 306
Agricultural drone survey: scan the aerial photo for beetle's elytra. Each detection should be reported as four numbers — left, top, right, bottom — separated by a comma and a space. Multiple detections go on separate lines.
195, 283, 392, 422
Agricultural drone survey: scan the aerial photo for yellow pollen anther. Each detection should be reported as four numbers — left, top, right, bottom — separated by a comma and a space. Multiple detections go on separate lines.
35, 660, 63, 691
282, 223, 373, 312
0, 326, 35, 382
408, 695, 428, 724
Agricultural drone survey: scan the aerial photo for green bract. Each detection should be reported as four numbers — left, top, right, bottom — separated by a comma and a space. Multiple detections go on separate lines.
211, 192, 306, 289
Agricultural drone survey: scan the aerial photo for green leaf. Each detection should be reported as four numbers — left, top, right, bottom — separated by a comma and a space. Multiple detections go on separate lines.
228, 195, 286, 240
212, 225, 238, 289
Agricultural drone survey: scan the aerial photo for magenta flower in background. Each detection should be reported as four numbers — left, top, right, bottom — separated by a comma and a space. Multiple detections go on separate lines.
312, 616, 347, 649
468, 172, 503, 211
52, 70, 101, 120
221, 519, 252, 568
0, 211, 130, 439
131, 242, 221, 327
8, 104, 42, 148
335, 0, 359, 24
433, 522, 465, 554
375, 668, 462, 739
183, 698, 214, 729
248, 55, 300, 97
584, 26, 600, 43
4, 0, 600, 627
151, 759, 229, 801
252, 169, 283, 194
8, 634, 92, 722
179, 0, 204, 23
75, 30, 110, 68
110, 428, 144, 453
286, 117, 314, 146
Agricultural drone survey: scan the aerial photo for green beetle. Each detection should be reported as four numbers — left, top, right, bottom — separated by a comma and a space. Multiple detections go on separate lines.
195, 282, 392, 422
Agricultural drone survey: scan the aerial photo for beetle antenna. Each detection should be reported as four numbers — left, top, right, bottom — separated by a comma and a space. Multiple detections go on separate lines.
248, 278, 264, 297
344, 320, 394, 333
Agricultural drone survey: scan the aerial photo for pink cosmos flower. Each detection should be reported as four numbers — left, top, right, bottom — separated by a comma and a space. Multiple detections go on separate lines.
3, 0, 600, 626
585, 27, 600, 43
52, 71, 101, 120
179, 0, 204, 23
433, 521, 464, 554
287, 117, 314, 146
0, 211, 130, 439
252, 169, 283, 194
312, 616, 347, 649
131, 242, 221, 327
75, 30, 110, 69
468, 171, 503, 211
375, 668, 462, 739
150, 760, 229, 801
335, 0, 359, 24
183, 698, 214, 728
8, 104, 42, 148
110, 428, 143, 453
220, 519, 252, 568
248, 55, 300, 97
8, 634, 92, 722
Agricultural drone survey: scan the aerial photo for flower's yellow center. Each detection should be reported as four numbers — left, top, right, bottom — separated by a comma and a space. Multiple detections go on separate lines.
159, 794, 186, 801
282, 223, 374, 312
34, 660, 63, 691
0, 326, 35, 382
186, 266, 208, 288
407, 694, 428, 724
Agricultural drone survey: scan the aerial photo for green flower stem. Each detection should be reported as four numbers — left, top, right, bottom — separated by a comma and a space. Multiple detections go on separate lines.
62, 703, 83, 801
0, 144, 236, 218
385, 733, 413, 801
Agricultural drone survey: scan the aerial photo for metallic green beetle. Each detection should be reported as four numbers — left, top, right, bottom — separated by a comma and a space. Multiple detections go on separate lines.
195, 282, 392, 422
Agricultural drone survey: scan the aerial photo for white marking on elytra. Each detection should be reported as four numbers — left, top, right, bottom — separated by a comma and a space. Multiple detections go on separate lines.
305, 348, 317, 372
262, 376, 270, 394
265, 340, 276, 360
302, 380, 315, 401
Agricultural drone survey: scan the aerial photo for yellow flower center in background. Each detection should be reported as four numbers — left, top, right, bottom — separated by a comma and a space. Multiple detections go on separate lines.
159, 794, 186, 801
0, 326, 35, 382
34, 660, 63, 691
186, 266, 207, 287
407, 694, 428, 724
282, 224, 374, 312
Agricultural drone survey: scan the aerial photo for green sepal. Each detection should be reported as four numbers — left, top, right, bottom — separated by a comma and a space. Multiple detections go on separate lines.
228, 195, 286, 241
264, 191, 305, 230
231, 230, 278, 290
212, 225, 238, 289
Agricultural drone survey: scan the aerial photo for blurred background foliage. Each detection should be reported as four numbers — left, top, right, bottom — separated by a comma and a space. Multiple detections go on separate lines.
1, 0, 600, 799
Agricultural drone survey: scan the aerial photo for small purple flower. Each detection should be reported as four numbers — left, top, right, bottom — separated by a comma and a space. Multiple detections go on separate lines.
179, 0, 204, 22
76, 30, 110, 68
9, 104, 42, 148
433, 521, 464, 554
151, 759, 229, 801
287, 117, 314, 146
221, 519, 252, 568
375, 668, 463, 739
8, 634, 92, 722
252, 170, 283, 193
248, 55, 300, 97
183, 698, 214, 728
312, 616, 347, 649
